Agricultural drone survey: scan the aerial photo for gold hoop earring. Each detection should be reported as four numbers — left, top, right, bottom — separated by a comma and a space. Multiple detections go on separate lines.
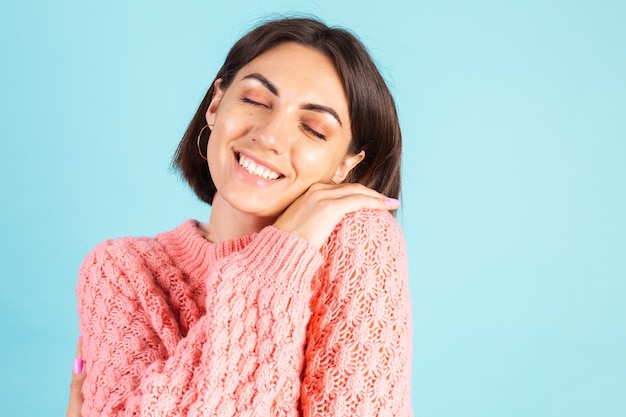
196, 125, 212, 160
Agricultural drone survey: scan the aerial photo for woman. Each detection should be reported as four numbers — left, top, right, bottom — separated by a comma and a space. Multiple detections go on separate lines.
68, 16, 412, 417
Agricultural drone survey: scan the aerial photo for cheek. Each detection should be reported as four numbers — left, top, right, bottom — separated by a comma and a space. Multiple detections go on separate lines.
295, 146, 341, 181
216, 109, 254, 140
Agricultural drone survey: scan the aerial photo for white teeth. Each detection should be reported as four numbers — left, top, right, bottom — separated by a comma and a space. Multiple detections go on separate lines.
238, 154, 280, 180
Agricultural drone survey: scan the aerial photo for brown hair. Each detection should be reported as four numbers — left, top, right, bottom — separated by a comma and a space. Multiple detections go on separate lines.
173, 17, 402, 204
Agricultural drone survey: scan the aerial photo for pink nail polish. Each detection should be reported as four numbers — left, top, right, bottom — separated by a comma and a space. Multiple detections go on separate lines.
73, 358, 83, 375
384, 198, 400, 206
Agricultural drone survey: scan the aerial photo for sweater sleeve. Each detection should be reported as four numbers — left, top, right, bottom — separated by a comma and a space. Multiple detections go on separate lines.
301, 210, 413, 417
77, 226, 324, 417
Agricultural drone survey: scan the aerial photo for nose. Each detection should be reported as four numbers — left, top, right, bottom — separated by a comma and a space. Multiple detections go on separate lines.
253, 114, 290, 154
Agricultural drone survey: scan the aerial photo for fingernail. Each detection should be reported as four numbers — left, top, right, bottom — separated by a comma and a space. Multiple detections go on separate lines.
73, 358, 83, 375
384, 198, 400, 207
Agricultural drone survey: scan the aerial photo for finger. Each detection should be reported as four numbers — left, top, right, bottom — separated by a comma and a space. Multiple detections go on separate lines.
335, 192, 400, 213
324, 183, 400, 209
67, 337, 85, 417
311, 182, 391, 201
304, 184, 400, 217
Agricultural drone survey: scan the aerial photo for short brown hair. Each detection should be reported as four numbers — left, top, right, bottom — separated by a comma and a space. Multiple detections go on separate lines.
173, 17, 402, 204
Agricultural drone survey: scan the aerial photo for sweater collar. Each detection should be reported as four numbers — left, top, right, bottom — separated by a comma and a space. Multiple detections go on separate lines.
155, 219, 256, 282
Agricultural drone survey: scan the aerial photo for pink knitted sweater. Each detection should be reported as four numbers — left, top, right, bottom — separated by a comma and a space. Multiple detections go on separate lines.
77, 209, 412, 416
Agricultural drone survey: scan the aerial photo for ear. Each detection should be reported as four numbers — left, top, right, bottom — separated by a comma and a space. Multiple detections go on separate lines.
205, 79, 225, 126
332, 150, 365, 184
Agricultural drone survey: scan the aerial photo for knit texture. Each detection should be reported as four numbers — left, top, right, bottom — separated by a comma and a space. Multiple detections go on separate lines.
77, 209, 412, 416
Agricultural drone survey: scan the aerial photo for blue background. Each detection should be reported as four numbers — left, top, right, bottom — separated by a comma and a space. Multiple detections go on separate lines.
1, 0, 624, 415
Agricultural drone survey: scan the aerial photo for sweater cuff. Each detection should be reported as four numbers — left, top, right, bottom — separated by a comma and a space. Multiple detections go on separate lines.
239, 226, 324, 295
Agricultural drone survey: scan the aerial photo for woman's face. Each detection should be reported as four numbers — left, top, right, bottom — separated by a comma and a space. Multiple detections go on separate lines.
205, 42, 364, 219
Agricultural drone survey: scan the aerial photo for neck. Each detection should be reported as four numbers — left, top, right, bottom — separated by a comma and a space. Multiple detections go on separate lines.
201, 192, 276, 243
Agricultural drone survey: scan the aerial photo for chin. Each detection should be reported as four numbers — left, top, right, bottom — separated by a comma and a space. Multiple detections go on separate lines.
231, 201, 285, 219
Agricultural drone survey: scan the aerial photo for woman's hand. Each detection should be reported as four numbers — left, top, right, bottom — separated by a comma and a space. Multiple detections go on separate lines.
273, 182, 400, 249
66, 337, 85, 417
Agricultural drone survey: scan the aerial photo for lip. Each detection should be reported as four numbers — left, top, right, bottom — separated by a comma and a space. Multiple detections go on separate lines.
233, 150, 285, 184
235, 150, 284, 178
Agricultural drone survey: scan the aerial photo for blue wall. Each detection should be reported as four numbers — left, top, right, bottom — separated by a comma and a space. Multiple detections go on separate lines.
1, 0, 624, 415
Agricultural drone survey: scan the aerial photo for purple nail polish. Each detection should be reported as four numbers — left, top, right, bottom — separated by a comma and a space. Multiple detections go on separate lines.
73, 358, 83, 375
384, 198, 400, 206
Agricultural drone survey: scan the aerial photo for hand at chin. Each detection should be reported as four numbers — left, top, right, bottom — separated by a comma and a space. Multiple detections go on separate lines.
273, 182, 399, 249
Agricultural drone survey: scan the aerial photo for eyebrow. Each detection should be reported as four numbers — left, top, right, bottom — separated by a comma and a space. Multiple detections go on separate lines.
242, 73, 278, 96
301, 103, 343, 127
241, 72, 343, 127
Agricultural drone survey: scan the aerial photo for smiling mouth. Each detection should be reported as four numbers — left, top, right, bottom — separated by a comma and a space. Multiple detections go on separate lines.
237, 153, 282, 180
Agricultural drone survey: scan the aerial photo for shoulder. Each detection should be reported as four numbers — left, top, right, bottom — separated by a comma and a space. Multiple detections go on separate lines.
79, 234, 160, 274
327, 208, 406, 252
77, 235, 158, 300
77, 222, 190, 299
321, 209, 407, 278
79, 221, 193, 275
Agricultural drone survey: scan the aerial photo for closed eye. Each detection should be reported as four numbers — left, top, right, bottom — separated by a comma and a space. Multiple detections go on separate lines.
241, 97, 270, 108
302, 124, 326, 140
